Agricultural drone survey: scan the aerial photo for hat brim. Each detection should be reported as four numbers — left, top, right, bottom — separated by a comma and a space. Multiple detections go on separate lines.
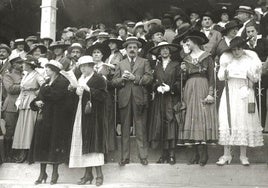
27, 45, 47, 55
224, 37, 250, 52
122, 40, 142, 48
236, 9, 254, 15
67, 46, 85, 54
24, 61, 41, 68
221, 23, 243, 35
103, 39, 124, 49
149, 44, 181, 56
183, 35, 209, 45
49, 44, 70, 51
86, 43, 111, 61
0, 46, 11, 55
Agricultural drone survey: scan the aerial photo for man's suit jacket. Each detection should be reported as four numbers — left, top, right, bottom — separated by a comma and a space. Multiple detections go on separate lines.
112, 56, 153, 109
201, 29, 222, 57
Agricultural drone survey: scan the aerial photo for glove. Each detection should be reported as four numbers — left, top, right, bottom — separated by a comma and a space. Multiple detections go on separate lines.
157, 86, 165, 94
162, 83, 170, 92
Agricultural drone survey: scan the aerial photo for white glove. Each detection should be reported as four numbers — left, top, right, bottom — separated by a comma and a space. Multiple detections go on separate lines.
162, 83, 170, 92
157, 86, 165, 94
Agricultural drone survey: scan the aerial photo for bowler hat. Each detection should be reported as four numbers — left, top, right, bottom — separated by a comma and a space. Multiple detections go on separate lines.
149, 41, 181, 56
221, 20, 243, 35
183, 30, 209, 45
122, 36, 142, 48
0, 44, 11, 55
201, 11, 215, 22
27, 43, 47, 55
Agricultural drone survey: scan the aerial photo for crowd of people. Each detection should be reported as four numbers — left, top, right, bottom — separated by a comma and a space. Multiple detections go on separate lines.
0, 1, 268, 186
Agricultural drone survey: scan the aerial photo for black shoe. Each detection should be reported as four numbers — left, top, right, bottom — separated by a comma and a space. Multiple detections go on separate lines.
168, 156, 176, 165
156, 156, 168, 164
96, 176, 103, 186
187, 154, 200, 165
140, 158, 148, 165
50, 173, 59, 185
35, 173, 48, 185
118, 159, 130, 166
77, 174, 94, 185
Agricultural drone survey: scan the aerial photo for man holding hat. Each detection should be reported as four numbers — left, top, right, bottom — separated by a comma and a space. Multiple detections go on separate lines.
112, 36, 153, 166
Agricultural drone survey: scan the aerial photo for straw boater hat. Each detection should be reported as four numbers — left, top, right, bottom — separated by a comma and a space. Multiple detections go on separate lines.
14, 38, 25, 47
122, 36, 142, 48
221, 20, 243, 35
67, 43, 84, 53
103, 38, 124, 49
149, 41, 181, 56
183, 30, 209, 45
49, 41, 70, 51
27, 43, 47, 55
236, 5, 255, 15
24, 55, 41, 68
77, 55, 95, 66
97, 32, 109, 39
0, 44, 11, 55
45, 60, 63, 71
86, 42, 111, 61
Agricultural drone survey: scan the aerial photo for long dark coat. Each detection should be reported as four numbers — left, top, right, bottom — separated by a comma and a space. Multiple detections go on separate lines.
29, 75, 73, 163
78, 73, 107, 154
148, 61, 181, 149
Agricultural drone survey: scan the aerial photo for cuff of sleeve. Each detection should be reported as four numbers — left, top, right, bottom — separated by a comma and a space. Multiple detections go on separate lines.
134, 75, 141, 85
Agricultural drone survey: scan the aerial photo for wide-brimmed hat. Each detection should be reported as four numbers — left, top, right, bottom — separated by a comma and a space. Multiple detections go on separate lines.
172, 23, 193, 44
14, 38, 25, 46
147, 25, 165, 39
9, 53, 24, 64
24, 55, 41, 68
103, 38, 124, 49
67, 43, 84, 53
97, 32, 109, 39
49, 41, 70, 51
45, 60, 63, 71
183, 30, 209, 45
122, 36, 142, 48
77, 55, 95, 66
0, 44, 11, 55
224, 36, 250, 52
86, 42, 111, 60
221, 20, 243, 35
144, 19, 161, 32
236, 5, 254, 15
133, 22, 144, 31
149, 41, 181, 56
85, 33, 97, 41
25, 36, 38, 43
27, 43, 47, 55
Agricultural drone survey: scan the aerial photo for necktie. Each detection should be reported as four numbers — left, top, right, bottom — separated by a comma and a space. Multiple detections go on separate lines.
130, 58, 135, 71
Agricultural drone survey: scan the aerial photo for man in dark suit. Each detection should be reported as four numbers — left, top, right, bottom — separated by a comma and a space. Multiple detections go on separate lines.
113, 37, 153, 166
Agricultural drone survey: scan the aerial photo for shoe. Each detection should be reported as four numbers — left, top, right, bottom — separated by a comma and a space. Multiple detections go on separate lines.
34, 173, 48, 185
168, 156, 176, 165
119, 159, 130, 166
187, 154, 200, 165
96, 176, 103, 186
240, 157, 250, 166
140, 158, 148, 165
15, 150, 28, 163
77, 174, 94, 185
50, 173, 59, 185
156, 156, 167, 164
216, 156, 232, 166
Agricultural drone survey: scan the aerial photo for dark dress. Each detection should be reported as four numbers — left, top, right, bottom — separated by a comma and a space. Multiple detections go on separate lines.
29, 75, 73, 163
148, 61, 181, 149
180, 52, 218, 144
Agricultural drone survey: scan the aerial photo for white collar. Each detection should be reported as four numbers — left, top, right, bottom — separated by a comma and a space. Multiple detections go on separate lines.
127, 56, 137, 62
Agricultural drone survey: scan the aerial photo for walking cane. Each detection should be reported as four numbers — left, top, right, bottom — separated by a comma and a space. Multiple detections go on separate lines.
224, 71, 231, 135
114, 88, 117, 134
258, 77, 262, 125
214, 62, 218, 112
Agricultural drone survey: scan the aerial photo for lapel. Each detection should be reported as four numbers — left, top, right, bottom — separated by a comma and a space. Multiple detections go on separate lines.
132, 56, 140, 73
0, 59, 9, 74
122, 58, 131, 72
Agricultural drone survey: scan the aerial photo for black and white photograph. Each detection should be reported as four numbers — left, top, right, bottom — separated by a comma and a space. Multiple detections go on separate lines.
0, 0, 268, 187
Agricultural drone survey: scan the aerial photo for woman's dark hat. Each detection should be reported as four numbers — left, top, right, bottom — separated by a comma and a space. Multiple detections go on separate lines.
86, 42, 111, 61
103, 38, 124, 49
221, 20, 243, 35
224, 36, 250, 52
183, 30, 209, 45
24, 55, 41, 68
27, 43, 47, 55
147, 25, 165, 40
149, 41, 181, 56
172, 23, 193, 44
49, 41, 70, 51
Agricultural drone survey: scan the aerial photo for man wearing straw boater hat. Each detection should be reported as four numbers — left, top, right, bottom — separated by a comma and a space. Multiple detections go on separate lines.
112, 36, 153, 166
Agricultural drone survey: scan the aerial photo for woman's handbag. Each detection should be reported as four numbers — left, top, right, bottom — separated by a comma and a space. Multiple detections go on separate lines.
84, 91, 92, 114
247, 79, 256, 114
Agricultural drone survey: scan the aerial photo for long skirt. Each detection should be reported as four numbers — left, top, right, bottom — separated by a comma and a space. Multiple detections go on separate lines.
69, 96, 104, 168
181, 76, 218, 144
12, 109, 37, 149
218, 78, 263, 147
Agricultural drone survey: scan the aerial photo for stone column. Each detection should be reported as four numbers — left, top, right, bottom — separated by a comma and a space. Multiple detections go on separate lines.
40, 0, 57, 41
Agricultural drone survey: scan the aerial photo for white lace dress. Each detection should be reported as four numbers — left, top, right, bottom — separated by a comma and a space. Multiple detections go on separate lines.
218, 50, 264, 147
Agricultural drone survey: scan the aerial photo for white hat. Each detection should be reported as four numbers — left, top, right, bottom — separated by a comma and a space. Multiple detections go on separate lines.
77, 56, 95, 66
46, 60, 63, 70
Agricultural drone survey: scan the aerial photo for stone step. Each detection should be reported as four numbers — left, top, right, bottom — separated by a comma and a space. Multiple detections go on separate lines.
107, 134, 268, 163
0, 163, 268, 187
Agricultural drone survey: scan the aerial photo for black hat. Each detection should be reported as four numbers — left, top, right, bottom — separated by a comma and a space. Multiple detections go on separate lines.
183, 30, 209, 45
147, 25, 165, 39
221, 20, 243, 35
218, 6, 231, 15
172, 23, 194, 44
149, 41, 181, 56
24, 55, 41, 68
225, 36, 250, 52
86, 42, 111, 61
201, 11, 215, 22
103, 38, 124, 49
49, 41, 70, 51
27, 43, 47, 55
